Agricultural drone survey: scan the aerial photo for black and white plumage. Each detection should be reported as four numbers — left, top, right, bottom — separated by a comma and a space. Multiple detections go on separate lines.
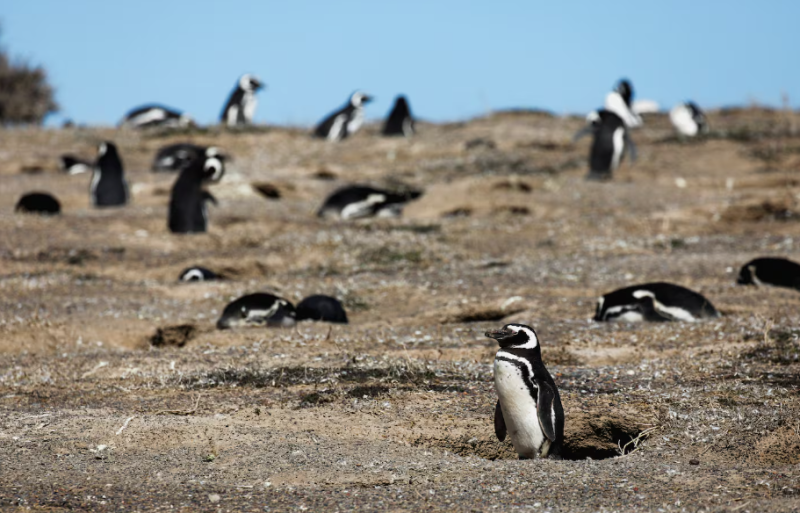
152, 143, 207, 172
221, 74, 265, 127
604, 79, 642, 128
737, 257, 800, 291
382, 95, 415, 137
670, 101, 708, 137
216, 293, 296, 329
317, 185, 422, 220
61, 155, 93, 175
594, 282, 720, 322
313, 91, 373, 141
296, 295, 348, 323
91, 142, 129, 207
178, 266, 221, 282
168, 147, 225, 234
119, 105, 193, 129
485, 324, 564, 460
15, 192, 61, 215
574, 110, 636, 180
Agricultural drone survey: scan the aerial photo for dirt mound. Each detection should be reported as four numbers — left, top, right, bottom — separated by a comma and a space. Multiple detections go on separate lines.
149, 324, 197, 348
750, 424, 800, 467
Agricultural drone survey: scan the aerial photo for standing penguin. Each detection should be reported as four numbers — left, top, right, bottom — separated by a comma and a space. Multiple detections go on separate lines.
91, 141, 129, 207
168, 148, 225, 233
313, 91, 373, 141
220, 74, 265, 127
574, 110, 636, 180
485, 323, 564, 459
604, 79, 642, 128
670, 101, 708, 137
382, 95, 415, 136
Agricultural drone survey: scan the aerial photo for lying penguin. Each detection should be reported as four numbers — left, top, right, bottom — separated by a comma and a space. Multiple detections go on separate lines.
737, 257, 800, 291
594, 282, 720, 322
168, 147, 225, 234
317, 185, 422, 220
15, 192, 61, 215
216, 293, 348, 329
486, 323, 564, 459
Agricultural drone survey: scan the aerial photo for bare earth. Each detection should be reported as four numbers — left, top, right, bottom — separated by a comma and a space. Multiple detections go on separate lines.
1, 108, 800, 512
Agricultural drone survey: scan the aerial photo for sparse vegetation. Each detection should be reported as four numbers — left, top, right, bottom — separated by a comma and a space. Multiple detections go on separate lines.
0, 31, 58, 125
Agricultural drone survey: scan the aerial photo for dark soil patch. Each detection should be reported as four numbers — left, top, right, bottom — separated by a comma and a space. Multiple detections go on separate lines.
149, 324, 197, 348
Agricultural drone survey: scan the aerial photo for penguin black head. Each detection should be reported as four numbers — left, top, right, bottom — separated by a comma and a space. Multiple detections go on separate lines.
736, 264, 756, 285
485, 323, 540, 350
350, 91, 373, 107
240, 74, 264, 92
216, 293, 296, 330
615, 79, 634, 106
97, 141, 122, 172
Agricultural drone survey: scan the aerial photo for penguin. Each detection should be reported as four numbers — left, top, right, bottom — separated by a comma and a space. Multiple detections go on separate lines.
594, 282, 720, 322
604, 79, 642, 128
737, 257, 800, 291
120, 105, 193, 129
296, 295, 348, 323
317, 185, 422, 220
485, 323, 564, 460
216, 293, 296, 329
313, 91, 373, 141
221, 74, 265, 127
91, 141, 129, 207
573, 110, 636, 180
152, 143, 207, 172
60, 155, 92, 175
15, 192, 61, 215
382, 95, 415, 136
670, 101, 708, 137
178, 266, 221, 282
168, 147, 225, 234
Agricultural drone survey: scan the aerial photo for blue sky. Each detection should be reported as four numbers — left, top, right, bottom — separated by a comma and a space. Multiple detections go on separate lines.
2, 1, 797, 126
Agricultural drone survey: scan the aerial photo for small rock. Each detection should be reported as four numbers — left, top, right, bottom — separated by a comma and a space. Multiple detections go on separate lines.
208, 493, 221, 503
689, 459, 700, 465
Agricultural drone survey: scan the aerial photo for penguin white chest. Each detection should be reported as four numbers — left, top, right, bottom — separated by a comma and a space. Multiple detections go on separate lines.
347, 108, 364, 135
242, 91, 257, 123
493, 358, 545, 458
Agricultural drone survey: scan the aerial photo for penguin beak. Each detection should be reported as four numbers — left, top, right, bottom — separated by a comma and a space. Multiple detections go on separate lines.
362, 95, 374, 104
485, 328, 510, 341
216, 317, 231, 330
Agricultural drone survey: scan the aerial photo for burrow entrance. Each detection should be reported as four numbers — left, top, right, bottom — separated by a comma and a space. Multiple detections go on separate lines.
416, 411, 645, 461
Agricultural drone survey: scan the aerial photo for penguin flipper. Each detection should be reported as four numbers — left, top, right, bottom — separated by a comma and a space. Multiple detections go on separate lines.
494, 400, 506, 442
535, 381, 558, 442
203, 191, 218, 206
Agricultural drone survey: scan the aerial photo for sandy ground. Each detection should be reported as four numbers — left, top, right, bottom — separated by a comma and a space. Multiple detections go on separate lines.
1, 108, 800, 512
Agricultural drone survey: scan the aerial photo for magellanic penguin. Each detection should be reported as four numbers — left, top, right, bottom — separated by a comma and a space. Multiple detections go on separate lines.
382, 95, 415, 136
486, 323, 564, 460
179, 266, 222, 282
313, 91, 373, 141
119, 104, 193, 129
595, 282, 720, 322
604, 79, 642, 128
296, 295, 349, 323
61, 155, 93, 175
152, 143, 208, 172
737, 257, 800, 291
216, 293, 297, 329
91, 141, 129, 207
317, 184, 422, 220
168, 147, 225, 234
573, 110, 636, 180
670, 101, 708, 137
15, 192, 61, 215
221, 74, 264, 127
